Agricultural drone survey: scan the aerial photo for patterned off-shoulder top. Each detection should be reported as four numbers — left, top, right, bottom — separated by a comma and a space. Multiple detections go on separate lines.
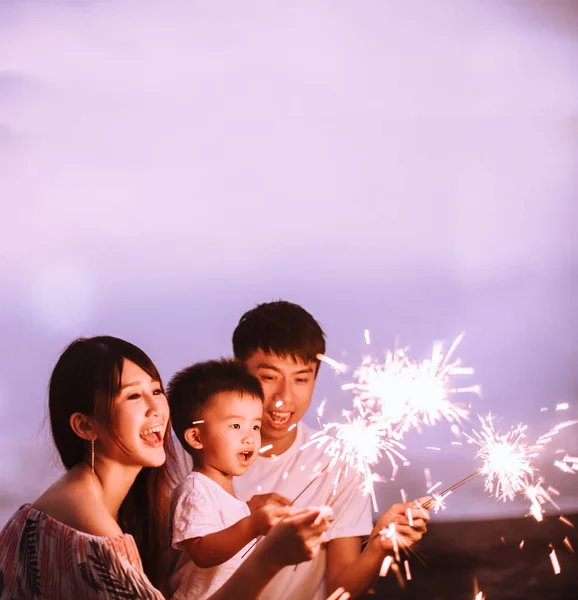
0, 504, 165, 599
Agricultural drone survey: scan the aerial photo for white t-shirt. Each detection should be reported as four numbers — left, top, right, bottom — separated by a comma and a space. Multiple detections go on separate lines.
168, 471, 253, 600
234, 422, 373, 600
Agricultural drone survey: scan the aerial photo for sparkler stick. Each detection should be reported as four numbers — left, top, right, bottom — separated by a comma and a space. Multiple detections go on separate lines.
241, 463, 332, 558
422, 472, 479, 509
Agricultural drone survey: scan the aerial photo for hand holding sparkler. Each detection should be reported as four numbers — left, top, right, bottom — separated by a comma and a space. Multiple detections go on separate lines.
247, 492, 291, 512
254, 506, 332, 570
365, 498, 431, 555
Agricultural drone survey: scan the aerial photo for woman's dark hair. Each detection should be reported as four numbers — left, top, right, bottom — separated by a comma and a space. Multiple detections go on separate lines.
48, 335, 177, 593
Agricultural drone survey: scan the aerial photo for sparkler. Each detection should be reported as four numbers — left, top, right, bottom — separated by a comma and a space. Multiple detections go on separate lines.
468, 415, 538, 502
301, 414, 407, 510
324, 333, 478, 438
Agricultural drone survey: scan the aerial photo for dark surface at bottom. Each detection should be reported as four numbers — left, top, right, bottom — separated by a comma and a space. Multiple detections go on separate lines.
362, 513, 578, 600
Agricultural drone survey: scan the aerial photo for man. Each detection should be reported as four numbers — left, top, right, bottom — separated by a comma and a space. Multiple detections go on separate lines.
231, 301, 429, 599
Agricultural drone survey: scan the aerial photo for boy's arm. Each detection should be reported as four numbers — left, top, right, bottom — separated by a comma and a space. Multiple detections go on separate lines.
182, 504, 291, 569
325, 501, 430, 598
182, 515, 257, 569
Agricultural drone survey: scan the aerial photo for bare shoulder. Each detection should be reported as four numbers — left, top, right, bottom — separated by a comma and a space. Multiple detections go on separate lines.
32, 471, 123, 537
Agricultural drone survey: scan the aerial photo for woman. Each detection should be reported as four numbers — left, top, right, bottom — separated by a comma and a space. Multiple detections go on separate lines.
0, 336, 329, 599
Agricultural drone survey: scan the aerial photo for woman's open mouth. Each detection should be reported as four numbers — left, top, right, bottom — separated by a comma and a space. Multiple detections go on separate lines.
140, 425, 164, 447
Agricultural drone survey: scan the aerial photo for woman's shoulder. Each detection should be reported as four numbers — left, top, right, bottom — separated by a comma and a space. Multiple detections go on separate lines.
32, 471, 123, 537
0, 505, 164, 599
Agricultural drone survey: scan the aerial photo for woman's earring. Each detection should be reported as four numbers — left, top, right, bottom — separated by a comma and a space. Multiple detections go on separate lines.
91, 438, 96, 482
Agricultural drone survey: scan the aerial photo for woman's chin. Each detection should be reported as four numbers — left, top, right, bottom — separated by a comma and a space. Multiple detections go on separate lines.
140, 448, 166, 468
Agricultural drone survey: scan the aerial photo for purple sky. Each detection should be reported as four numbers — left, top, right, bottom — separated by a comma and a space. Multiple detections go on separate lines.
1, 0, 577, 524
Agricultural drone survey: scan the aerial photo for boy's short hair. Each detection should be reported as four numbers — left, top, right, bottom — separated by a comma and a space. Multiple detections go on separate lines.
167, 358, 264, 454
232, 300, 326, 372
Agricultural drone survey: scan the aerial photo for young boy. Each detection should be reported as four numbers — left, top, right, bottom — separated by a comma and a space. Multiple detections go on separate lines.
231, 301, 430, 600
167, 359, 295, 600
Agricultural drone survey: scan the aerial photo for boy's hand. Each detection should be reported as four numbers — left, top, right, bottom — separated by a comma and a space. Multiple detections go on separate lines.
251, 504, 292, 536
247, 493, 291, 512
370, 497, 430, 553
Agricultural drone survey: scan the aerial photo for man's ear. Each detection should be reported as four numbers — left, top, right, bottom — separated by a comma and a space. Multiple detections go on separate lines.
184, 427, 203, 450
69, 412, 97, 441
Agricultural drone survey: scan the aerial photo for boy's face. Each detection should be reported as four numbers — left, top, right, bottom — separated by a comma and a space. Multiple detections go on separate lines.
190, 392, 262, 477
244, 349, 316, 444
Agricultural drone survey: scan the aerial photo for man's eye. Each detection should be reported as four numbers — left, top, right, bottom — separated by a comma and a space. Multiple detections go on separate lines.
260, 375, 275, 382
296, 378, 310, 384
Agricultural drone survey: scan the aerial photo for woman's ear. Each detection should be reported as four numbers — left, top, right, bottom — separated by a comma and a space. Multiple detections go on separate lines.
69, 412, 97, 441
184, 427, 203, 450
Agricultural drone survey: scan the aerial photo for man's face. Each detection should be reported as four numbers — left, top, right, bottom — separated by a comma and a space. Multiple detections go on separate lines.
244, 349, 317, 443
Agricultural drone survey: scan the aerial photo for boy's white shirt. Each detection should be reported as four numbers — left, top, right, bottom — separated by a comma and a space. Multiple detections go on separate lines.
234, 422, 373, 600
169, 471, 253, 600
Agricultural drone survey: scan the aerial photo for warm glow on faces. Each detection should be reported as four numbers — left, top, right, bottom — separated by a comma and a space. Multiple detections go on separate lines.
244, 350, 316, 444
94, 359, 169, 468
192, 392, 263, 478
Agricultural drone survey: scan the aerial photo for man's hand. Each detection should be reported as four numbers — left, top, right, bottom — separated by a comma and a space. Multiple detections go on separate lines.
247, 493, 291, 512
370, 497, 430, 553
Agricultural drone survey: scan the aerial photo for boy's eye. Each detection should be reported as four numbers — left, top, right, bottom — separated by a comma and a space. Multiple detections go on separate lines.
231, 424, 241, 429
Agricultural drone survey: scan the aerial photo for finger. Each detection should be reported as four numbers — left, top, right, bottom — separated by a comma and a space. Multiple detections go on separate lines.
284, 507, 324, 527
311, 505, 334, 526
408, 518, 427, 532
326, 587, 350, 600
268, 493, 291, 506
409, 507, 430, 521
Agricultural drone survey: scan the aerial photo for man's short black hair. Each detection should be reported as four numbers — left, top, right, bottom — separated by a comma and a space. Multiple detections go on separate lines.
232, 300, 326, 372
167, 358, 264, 454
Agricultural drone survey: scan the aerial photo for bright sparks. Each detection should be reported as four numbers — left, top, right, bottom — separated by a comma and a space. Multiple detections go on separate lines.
302, 415, 406, 510
468, 415, 538, 502
341, 334, 477, 437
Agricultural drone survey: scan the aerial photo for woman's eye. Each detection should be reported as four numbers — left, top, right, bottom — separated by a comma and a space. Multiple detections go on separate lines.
127, 393, 141, 400
152, 388, 164, 395
231, 424, 240, 429
253, 425, 261, 431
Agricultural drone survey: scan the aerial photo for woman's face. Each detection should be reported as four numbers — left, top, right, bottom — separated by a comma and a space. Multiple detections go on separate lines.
95, 358, 169, 468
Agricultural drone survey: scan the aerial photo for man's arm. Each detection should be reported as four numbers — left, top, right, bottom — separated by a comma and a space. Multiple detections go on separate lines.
326, 536, 386, 598
326, 501, 430, 598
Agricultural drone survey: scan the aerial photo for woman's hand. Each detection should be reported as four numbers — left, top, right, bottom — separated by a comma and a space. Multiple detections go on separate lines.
257, 506, 333, 571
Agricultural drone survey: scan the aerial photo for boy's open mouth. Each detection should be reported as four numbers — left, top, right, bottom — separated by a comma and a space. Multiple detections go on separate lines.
238, 450, 254, 463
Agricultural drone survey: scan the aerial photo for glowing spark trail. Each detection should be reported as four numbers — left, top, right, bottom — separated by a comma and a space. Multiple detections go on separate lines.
468, 415, 538, 502
301, 415, 406, 510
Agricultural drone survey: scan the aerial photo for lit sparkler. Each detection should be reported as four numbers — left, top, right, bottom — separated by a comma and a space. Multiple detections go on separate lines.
468, 415, 538, 502
301, 414, 407, 510
325, 334, 477, 438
